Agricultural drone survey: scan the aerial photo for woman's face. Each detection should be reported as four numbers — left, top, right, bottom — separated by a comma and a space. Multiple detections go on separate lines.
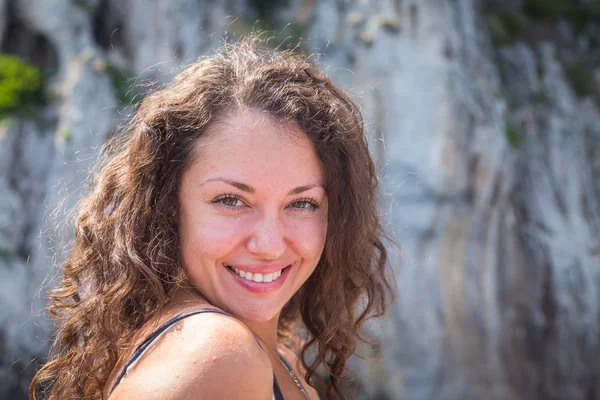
178, 110, 328, 323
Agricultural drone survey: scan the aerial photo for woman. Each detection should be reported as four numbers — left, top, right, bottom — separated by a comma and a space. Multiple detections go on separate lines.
30, 37, 395, 400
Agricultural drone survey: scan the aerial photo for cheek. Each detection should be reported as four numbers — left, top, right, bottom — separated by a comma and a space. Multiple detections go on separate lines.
180, 213, 249, 263
287, 217, 327, 260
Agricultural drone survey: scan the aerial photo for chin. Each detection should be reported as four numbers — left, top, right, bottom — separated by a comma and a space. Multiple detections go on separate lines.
227, 301, 282, 324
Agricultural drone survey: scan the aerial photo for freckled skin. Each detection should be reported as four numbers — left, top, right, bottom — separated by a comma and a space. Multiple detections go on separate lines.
178, 110, 328, 325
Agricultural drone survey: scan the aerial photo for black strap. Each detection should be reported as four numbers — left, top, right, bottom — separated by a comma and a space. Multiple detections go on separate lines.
254, 341, 286, 400
108, 307, 285, 399
273, 375, 285, 400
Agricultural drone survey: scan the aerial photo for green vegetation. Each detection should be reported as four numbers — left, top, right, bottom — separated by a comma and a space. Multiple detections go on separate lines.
531, 87, 552, 105
0, 55, 45, 120
496, 11, 523, 45
0, 247, 14, 263
522, 0, 600, 34
522, 0, 570, 20
249, 0, 289, 20
486, 2, 599, 101
229, 0, 307, 50
488, 0, 600, 44
505, 121, 524, 149
71, 0, 96, 12
60, 126, 73, 143
536, 63, 545, 79
106, 63, 137, 105
565, 63, 593, 98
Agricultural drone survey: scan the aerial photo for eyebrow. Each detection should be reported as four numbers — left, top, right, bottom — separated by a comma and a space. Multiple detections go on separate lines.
199, 178, 325, 195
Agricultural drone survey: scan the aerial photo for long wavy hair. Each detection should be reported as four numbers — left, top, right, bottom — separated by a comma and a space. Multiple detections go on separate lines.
30, 36, 396, 400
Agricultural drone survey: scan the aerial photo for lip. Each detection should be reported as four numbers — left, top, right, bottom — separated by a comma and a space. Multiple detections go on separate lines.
225, 264, 292, 293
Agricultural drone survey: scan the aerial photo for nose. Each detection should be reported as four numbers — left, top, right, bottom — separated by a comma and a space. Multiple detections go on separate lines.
247, 211, 287, 260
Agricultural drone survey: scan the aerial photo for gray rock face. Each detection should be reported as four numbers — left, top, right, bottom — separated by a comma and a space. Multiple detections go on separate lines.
0, 118, 55, 400
495, 42, 600, 400
0, 0, 598, 399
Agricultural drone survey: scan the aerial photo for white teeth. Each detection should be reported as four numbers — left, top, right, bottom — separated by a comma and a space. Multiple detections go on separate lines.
230, 266, 285, 283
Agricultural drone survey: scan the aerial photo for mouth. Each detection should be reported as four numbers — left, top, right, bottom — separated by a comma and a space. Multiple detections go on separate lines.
226, 265, 290, 283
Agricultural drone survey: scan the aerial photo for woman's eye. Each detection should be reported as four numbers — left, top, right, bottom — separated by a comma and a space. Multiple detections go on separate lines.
290, 198, 319, 211
213, 195, 244, 208
222, 197, 241, 207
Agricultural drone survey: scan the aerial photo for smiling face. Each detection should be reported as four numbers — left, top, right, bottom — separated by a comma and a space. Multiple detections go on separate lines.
178, 110, 328, 324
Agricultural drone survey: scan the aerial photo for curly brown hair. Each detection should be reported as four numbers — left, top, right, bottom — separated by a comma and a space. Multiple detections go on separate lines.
30, 36, 396, 400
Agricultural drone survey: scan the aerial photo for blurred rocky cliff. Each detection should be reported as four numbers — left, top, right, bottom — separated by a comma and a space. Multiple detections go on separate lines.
1, 0, 599, 399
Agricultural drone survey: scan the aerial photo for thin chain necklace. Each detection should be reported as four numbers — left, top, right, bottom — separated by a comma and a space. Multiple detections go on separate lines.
264, 341, 311, 399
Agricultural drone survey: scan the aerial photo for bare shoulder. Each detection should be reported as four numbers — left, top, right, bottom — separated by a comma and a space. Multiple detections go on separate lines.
110, 312, 273, 400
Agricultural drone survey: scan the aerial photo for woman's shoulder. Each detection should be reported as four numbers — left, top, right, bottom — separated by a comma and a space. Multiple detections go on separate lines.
108, 302, 273, 400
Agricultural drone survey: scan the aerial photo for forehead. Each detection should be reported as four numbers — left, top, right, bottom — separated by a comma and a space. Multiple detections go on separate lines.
187, 110, 325, 189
